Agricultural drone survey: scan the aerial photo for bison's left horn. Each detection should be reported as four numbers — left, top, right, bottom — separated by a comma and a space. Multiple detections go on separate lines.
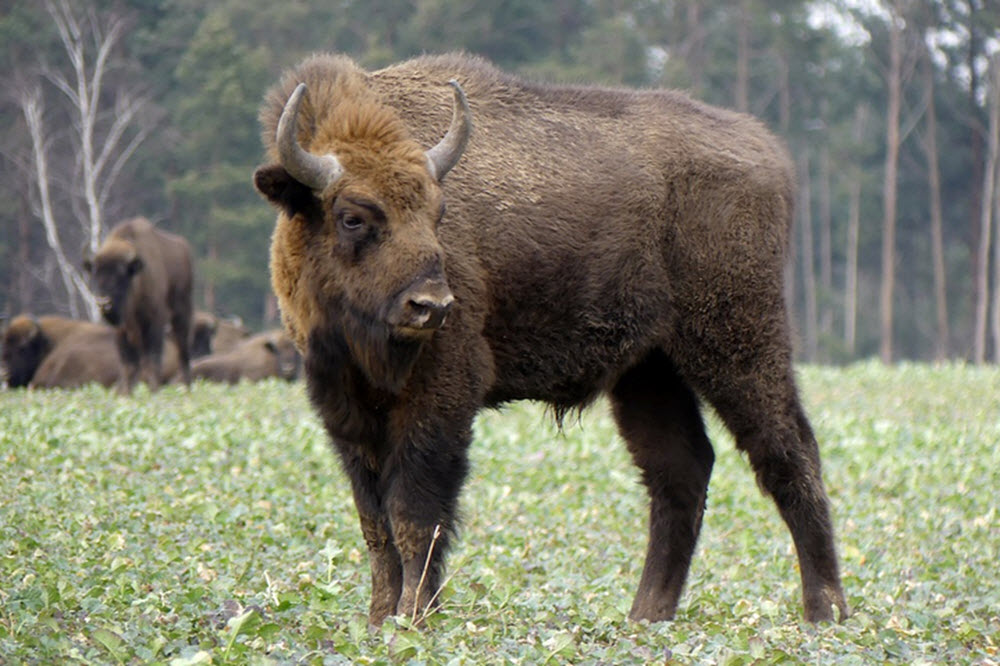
276, 83, 344, 191
425, 80, 472, 182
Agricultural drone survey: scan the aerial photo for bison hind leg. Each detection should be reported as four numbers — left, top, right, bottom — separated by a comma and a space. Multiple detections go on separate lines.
610, 349, 714, 622
695, 355, 849, 622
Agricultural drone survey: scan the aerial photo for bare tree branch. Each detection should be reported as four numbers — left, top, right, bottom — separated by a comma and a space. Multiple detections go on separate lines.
20, 88, 98, 320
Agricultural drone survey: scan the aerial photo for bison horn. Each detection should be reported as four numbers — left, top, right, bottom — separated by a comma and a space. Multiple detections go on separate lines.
425, 80, 472, 182
276, 83, 344, 191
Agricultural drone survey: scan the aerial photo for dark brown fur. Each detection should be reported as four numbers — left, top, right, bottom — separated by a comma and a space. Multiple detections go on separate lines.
254, 53, 847, 626
2, 314, 107, 387
191, 329, 300, 384
84, 217, 194, 394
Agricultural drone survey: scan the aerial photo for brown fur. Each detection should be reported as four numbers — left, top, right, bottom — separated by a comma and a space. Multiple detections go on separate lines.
254, 53, 847, 626
30, 326, 122, 389
191, 311, 251, 358
18, 321, 183, 389
191, 329, 300, 384
2, 314, 107, 387
84, 217, 194, 394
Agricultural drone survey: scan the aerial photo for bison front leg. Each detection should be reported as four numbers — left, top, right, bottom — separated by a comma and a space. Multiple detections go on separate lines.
385, 432, 470, 623
341, 455, 403, 627
611, 351, 715, 622
114, 331, 142, 395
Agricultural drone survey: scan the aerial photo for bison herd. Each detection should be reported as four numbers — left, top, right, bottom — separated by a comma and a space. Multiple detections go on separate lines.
4, 52, 849, 628
2, 218, 300, 391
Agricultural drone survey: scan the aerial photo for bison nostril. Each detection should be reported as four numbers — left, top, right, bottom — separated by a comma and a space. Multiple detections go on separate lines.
407, 293, 454, 329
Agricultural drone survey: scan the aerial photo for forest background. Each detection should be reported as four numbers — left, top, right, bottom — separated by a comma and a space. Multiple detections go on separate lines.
1, 0, 998, 364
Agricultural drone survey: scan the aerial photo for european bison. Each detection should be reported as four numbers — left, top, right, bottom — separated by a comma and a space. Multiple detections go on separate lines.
30, 325, 122, 389
253, 53, 848, 626
191, 311, 251, 359
84, 217, 193, 394
1, 314, 107, 387
191, 329, 300, 384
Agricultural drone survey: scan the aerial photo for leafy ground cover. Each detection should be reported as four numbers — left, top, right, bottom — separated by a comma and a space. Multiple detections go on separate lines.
1, 362, 998, 664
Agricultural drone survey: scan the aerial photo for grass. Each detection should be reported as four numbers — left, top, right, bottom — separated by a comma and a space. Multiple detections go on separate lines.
1, 362, 998, 664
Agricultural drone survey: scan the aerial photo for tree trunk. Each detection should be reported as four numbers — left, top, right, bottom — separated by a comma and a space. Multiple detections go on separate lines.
21, 89, 96, 320
967, 0, 985, 358
819, 137, 833, 347
993, 130, 1000, 362
684, 2, 704, 96
16, 188, 33, 314
845, 104, 868, 356
800, 151, 818, 361
735, 0, 750, 113
880, 8, 903, 364
974, 53, 999, 363
922, 49, 949, 361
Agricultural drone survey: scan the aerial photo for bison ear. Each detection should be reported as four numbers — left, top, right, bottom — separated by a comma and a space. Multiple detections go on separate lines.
253, 164, 319, 220
128, 255, 143, 276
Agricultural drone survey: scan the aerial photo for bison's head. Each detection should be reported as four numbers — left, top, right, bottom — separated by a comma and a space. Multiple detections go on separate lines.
1, 315, 47, 387
191, 311, 219, 359
263, 331, 301, 381
253, 79, 471, 392
84, 239, 143, 326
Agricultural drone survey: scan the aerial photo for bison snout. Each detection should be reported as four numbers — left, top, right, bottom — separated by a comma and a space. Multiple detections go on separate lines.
388, 281, 455, 333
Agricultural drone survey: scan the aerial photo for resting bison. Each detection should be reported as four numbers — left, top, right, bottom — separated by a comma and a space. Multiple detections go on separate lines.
30, 325, 122, 389
191, 329, 300, 383
1, 314, 107, 387
191, 311, 251, 359
253, 53, 848, 626
84, 217, 193, 393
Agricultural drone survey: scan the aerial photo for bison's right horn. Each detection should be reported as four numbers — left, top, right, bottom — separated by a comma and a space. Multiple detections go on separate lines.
276, 83, 344, 191
425, 80, 472, 182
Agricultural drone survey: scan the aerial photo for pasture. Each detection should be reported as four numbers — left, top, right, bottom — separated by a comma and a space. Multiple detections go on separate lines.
1, 363, 997, 664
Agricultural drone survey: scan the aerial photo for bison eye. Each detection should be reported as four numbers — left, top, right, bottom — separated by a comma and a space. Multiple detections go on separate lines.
339, 214, 365, 232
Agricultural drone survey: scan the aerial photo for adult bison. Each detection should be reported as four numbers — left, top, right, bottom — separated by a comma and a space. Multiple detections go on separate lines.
29, 325, 122, 389
84, 217, 193, 394
191, 311, 251, 359
191, 329, 300, 384
1, 314, 107, 387
253, 53, 848, 626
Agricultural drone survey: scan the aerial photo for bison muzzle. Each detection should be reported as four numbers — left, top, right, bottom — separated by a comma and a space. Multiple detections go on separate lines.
253, 53, 849, 628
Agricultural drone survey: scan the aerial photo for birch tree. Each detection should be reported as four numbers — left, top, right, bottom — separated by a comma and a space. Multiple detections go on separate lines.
15, 0, 152, 320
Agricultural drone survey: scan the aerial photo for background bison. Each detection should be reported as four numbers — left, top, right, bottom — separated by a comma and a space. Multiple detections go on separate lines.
191, 329, 300, 384
84, 217, 194, 394
254, 53, 848, 626
2, 314, 107, 387
29, 325, 122, 389
191, 311, 251, 359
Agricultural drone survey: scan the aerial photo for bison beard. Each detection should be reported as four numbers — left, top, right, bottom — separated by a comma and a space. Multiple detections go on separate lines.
255, 52, 849, 628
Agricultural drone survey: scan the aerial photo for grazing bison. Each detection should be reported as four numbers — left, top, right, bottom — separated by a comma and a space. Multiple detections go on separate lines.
84, 217, 193, 393
191, 329, 300, 384
253, 53, 848, 626
2, 314, 107, 387
191, 311, 251, 359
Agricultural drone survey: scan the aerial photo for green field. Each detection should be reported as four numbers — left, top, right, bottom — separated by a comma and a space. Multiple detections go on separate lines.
1, 363, 998, 664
